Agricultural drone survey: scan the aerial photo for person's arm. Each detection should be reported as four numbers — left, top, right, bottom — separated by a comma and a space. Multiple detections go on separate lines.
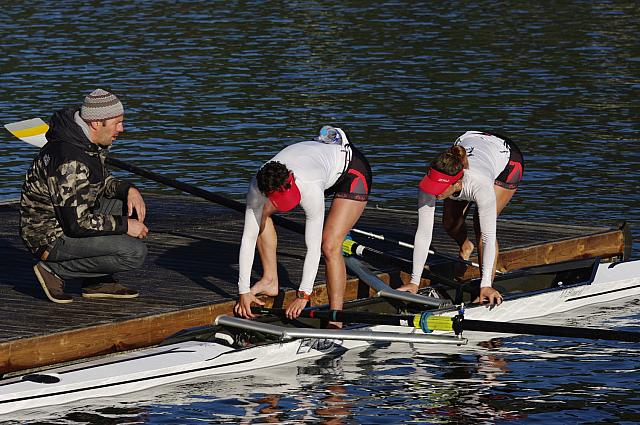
476, 192, 498, 288
297, 184, 325, 295
126, 187, 146, 223
283, 183, 324, 319
50, 160, 127, 237
411, 191, 437, 285
103, 172, 132, 202
237, 181, 266, 295
235, 186, 267, 319
475, 193, 503, 305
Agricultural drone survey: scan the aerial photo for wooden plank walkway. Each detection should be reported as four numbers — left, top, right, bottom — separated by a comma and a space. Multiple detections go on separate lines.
0, 195, 628, 374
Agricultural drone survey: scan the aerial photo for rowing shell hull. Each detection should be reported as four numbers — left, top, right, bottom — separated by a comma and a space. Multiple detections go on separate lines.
1, 259, 639, 415
0, 329, 389, 415
458, 260, 640, 323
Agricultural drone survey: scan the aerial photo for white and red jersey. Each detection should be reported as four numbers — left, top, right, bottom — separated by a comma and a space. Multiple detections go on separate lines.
412, 131, 512, 288
238, 134, 351, 295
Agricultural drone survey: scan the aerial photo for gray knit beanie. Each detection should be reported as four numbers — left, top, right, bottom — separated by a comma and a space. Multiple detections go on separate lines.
80, 89, 124, 121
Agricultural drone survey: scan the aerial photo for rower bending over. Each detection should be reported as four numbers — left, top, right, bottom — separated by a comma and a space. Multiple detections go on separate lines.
234, 126, 372, 325
399, 131, 524, 306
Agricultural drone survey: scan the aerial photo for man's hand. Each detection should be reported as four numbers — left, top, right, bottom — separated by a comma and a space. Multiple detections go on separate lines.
474, 286, 503, 306
127, 218, 148, 239
127, 187, 146, 222
285, 298, 309, 320
234, 293, 264, 318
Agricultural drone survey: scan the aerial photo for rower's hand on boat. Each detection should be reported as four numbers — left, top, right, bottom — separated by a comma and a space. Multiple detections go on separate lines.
234, 293, 264, 318
127, 219, 148, 239
286, 298, 308, 320
127, 187, 146, 223
396, 282, 419, 294
474, 287, 503, 306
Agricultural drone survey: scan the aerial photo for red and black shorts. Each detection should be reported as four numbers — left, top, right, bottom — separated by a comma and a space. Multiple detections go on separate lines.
493, 133, 525, 190
325, 145, 372, 202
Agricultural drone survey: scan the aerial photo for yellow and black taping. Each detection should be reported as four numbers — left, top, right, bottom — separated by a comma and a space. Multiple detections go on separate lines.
416, 313, 455, 333
342, 238, 356, 256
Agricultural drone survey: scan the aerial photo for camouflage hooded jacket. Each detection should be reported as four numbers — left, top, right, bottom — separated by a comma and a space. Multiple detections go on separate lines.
20, 108, 132, 256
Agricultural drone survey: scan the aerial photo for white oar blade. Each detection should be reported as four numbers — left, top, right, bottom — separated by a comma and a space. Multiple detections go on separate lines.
4, 118, 49, 148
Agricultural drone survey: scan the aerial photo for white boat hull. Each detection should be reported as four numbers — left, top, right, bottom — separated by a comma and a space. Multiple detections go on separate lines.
0, 333, 380, 415
461, 260, 640, 322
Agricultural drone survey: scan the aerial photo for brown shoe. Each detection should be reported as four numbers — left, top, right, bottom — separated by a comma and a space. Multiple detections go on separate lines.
82, 281, 139, 299
33, 262, 73, 304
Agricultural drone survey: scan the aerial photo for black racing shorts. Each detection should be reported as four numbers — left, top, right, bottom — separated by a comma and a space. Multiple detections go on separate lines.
325, 145, 372, 202
492, 133, 525, 190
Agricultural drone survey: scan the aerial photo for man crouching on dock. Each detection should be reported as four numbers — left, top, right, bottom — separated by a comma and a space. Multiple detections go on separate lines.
234, 126, 372, 327
20, 89, 148, 303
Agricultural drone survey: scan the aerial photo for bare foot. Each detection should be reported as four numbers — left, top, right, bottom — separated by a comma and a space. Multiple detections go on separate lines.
250, 277, 279, 297
459, 239, 475, 261
397, 283, 419, 294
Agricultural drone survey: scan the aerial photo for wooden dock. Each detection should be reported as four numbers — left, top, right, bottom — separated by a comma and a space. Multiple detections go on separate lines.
0, 195, 630, 375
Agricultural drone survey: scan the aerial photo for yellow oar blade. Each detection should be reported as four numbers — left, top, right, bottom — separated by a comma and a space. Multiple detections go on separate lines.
4, 118, 49, 148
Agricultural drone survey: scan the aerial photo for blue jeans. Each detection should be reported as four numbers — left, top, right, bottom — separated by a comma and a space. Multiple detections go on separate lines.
45, 198, 147, 280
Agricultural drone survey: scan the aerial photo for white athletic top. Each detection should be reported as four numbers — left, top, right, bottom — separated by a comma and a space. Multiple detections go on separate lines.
238, 132, 351, 295
412, 131, 511, 288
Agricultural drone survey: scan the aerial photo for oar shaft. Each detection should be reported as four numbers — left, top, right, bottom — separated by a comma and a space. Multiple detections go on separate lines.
462, 319, 640, 343
252, 307, 456, 333
107, 157, 243, 213
351, 228, 485, 271
254, 307, 640, 343
351, 228, 414, 249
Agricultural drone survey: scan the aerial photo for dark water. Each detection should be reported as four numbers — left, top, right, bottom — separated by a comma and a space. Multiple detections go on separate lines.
1, 1, 639, 423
